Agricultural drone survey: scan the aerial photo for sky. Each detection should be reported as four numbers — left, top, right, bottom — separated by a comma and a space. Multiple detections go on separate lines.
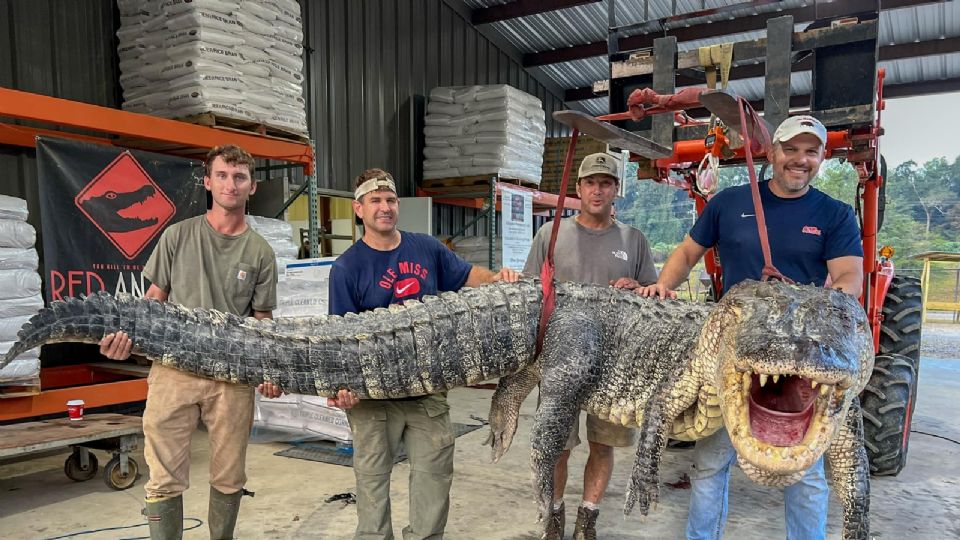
877, 92, 960, 168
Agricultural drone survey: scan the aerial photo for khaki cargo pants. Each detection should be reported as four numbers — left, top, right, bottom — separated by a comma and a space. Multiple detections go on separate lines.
142, 364, 255, 499
345, 394, 455, 540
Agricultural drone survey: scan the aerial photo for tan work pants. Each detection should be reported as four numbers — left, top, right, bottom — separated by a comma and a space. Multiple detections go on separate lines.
142, 364, 255, 499
345, 394, 455, 540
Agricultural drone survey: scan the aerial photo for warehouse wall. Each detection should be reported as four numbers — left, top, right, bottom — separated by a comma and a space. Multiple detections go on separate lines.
302, 0, 569, 195
0, 0, 119, 256
0, 0, 569, 246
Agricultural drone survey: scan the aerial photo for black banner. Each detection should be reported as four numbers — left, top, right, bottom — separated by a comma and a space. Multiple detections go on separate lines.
37, 137, 206, 302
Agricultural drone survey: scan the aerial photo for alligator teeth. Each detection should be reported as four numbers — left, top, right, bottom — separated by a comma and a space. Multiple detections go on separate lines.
772, 374, 780, 383
759, 374, 769, 387
820, 384, 831, 396
811, 380, 819, 389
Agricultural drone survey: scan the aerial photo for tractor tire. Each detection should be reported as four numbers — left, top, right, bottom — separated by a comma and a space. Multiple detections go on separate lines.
861, 275, 923, 476
861, 355, 917, 475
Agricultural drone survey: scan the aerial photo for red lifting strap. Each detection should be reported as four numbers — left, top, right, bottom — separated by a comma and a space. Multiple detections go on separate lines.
736, 96, 794, 285
537, 129, 579, 355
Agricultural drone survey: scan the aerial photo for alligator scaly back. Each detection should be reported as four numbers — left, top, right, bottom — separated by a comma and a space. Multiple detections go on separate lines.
0, 281, 543, 398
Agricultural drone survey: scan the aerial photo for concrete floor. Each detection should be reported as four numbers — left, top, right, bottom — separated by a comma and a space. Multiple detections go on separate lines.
1, 358, 958, 540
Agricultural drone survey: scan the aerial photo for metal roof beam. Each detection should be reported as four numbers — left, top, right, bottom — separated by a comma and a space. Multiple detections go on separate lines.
564, 36, 960, 102
471, 0, 601, 25
884, 76, 960, 98
524, 0, 946, 67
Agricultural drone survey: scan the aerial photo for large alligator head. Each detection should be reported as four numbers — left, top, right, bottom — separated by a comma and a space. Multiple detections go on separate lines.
707, 281, 873, 485
78, 185, 159, 233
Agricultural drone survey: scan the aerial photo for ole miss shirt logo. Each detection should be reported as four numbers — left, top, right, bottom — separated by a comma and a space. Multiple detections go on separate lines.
378, 261, 430, 299
802, 225, 822, 236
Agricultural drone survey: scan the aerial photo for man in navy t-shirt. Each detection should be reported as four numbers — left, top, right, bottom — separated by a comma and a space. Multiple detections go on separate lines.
329, 168, 519, 540
637, 115, 863, 539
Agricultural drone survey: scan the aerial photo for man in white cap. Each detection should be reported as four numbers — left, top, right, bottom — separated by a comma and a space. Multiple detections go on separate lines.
636, 115, 864, 539
525, 153, 658, 540
328, 168, 520, 540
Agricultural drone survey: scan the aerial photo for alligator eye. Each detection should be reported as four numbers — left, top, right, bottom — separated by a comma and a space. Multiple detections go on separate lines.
105, 191, 117, 199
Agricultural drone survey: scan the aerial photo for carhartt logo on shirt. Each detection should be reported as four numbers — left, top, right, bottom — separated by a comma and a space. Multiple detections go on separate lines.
612, 250, 628, 261
237, 270, 247, 281
802, 226, 822, 236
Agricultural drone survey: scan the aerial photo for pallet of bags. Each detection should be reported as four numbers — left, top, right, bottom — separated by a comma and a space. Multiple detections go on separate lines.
117, 0, 308, 137
0, 195, 44, 396
423, 84, 546, 185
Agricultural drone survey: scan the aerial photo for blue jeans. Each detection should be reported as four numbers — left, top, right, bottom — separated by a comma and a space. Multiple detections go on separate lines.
685, 429, 828, 540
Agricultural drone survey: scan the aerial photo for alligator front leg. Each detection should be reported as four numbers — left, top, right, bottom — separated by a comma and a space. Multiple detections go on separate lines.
624, 399, 671, 516
826, 398, 870, 540
530, 313, 602, 528
485, 359, 541, 463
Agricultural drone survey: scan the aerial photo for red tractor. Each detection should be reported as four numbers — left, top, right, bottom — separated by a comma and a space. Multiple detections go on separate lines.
554, 12, 922, 475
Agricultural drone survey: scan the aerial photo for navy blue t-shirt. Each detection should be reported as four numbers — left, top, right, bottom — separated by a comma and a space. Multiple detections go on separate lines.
328, 231, 473, 316
689, 181, 862, 291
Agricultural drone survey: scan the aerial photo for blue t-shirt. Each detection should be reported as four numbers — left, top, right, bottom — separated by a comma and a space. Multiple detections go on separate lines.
689, 181, 862, 291
328, 231, 473, 316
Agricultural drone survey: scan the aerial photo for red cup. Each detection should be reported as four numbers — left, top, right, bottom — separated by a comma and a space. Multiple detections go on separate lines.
67, 399, 85, 421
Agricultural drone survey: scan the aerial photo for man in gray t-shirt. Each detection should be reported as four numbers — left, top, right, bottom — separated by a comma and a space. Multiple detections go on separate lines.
524, 153, 657, 540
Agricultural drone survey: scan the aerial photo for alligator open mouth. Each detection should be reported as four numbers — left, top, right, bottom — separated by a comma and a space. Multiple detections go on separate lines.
723, 366, 847, 474
748, 373, 826, 446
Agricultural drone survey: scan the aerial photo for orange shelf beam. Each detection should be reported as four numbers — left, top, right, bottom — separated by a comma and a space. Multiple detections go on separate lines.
0, 378, 147, 422
417, 182, 581, 212
0, 87, 314, 174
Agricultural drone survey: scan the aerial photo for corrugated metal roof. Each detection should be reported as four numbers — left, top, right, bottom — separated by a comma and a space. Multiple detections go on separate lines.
466, 0, 960, 116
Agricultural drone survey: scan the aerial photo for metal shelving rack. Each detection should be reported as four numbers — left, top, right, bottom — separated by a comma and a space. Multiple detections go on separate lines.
0, 87, 318, 421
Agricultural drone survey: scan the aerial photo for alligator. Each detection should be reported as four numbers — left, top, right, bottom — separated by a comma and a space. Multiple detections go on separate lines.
77, 184, 159, 232
0, 279, 873, 539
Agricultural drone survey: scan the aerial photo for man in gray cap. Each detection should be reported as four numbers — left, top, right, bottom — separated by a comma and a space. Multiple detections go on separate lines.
637, 115, 863, 539
525, 152, 658, 540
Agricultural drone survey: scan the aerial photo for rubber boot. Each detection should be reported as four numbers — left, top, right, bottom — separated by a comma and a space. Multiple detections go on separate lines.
143, 495, 184, 540
208, 487, 244, 540
572, 505, 599, 540
542, 500, 565, 540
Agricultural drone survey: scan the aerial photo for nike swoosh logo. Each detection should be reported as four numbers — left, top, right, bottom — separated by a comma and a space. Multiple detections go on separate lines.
741, 213, 755, 218
396, 282, 415, 295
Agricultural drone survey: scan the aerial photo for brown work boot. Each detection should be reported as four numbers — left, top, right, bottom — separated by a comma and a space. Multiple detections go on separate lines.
572, 505, 599, 540
542, 500, 565, 540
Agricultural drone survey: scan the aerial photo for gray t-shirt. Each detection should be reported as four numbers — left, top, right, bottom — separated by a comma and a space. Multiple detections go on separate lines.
144, 215, 277, 316
523, 217, 657, 286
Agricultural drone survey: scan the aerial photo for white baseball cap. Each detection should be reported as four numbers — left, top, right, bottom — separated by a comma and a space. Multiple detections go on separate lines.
772, 115, 827, 146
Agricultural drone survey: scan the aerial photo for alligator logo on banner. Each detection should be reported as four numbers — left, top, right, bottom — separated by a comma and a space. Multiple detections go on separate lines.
37, 137, 205, 303
74, 152, 177, 260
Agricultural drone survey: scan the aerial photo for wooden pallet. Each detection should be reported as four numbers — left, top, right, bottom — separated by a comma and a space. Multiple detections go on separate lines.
179, 112, 309, 144
0, 381, 41, 399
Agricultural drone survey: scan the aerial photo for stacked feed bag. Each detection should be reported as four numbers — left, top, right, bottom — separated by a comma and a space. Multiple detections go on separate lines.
0, 196, 44, 389
423, 85, 546, 184
245, 215, 299, 272
117, 0, 308, 135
